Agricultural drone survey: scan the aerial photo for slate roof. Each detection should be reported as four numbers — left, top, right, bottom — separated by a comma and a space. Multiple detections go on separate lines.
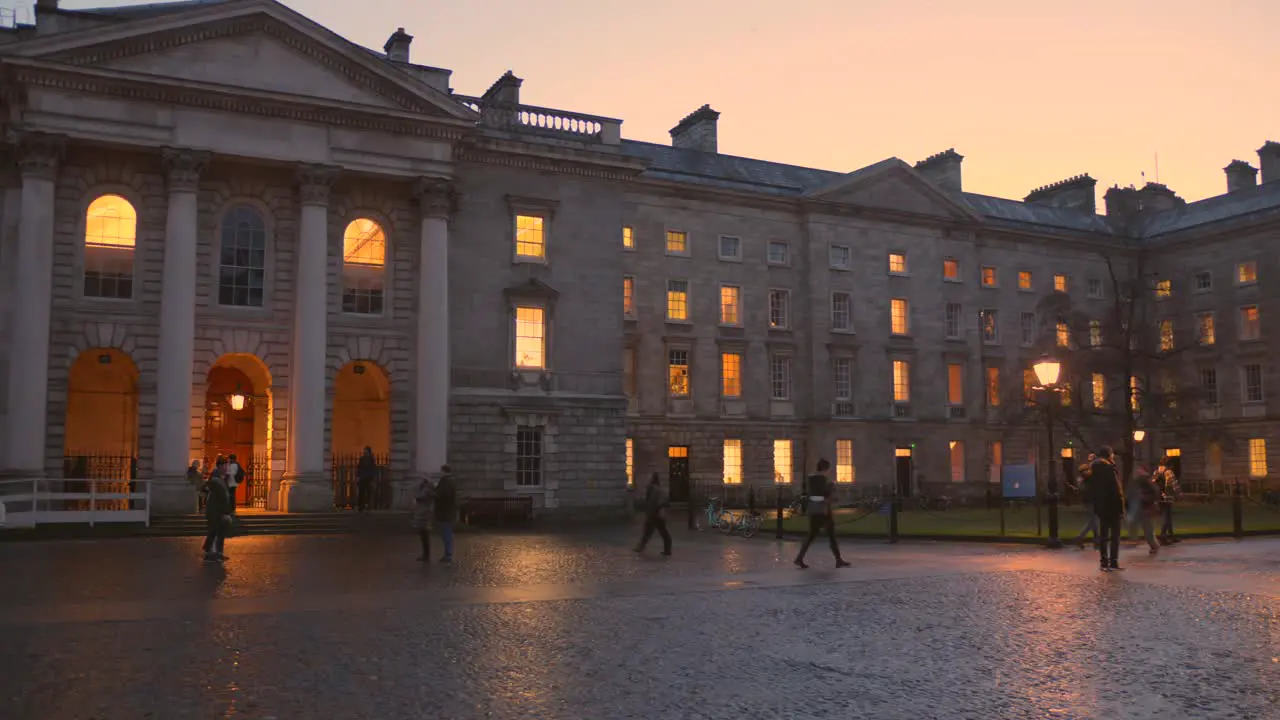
1139, 181, 1280, 238
954, 192, 1117, 235
73, 0, 230, 18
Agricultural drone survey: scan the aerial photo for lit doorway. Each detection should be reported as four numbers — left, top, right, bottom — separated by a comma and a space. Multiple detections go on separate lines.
331, 360, 391, 509
668, 446, 690, 503
894, 447, 913, 497
204, 354, 272, 509
63, 348, 139, 509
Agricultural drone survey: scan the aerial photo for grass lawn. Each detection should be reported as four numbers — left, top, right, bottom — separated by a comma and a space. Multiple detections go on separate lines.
756, 501, 1280, 538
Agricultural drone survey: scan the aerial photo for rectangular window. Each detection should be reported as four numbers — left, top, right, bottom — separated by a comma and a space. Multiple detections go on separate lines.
516, 426, 543, 486
1088, 278, 1103, 299
1090, 320, 1102, 348
1159, 319, 1174, 352
831, 292, 853, 331
1130, 376, 1140, 411
1237, 261, 1257, 285
832, 358, 852, 401
770, 354, 792, 400
1056, 320, 1070, 348
888, 252, 908, 274
514, 214, 545, 259
723, 439, 743, 484
1194, 271, 1213, 292
1249, 438, 1267, 477
622, 225, 634, 250
719, 285, 740, 325
943, 258, 960, 281
767, 241, 789, 265
945, 303, 962, 339
1201, 367, 1218, 405
836, 440, 854, 483
666, 280, 689, 321
986, 366, 1000, 407
1021, 312, 1036, 346
1243, 364, 1264, 403
514, 306, 545, 369
1054, 273, 1068, 293
718, 235, 741, 261
1023, 368, 1036, 407
893, 360, 910, 403
981, 266, 997, 288
1060, 381, 1073, 407
625, 438, 634, 487
773, 439, 793, 483
1198, 312, 1215, 345
721, 352, 742, 398
891, 298, 909, 335
988, 441, 1003, 483
768, 289, 790, 329
1092, 373, 1106, 408
1155, 279, 1172, 299
949, 440, 965, 482
665, 230, 687, 255
829, 244, 851, 270
84, 236, 137, 300
668, 349, 690, 396
947, 363, 964, 405
981, 309, 998, 344
623, 276, 635, 316
1018, 270, 1033, 291
1240, 305, 1260, 341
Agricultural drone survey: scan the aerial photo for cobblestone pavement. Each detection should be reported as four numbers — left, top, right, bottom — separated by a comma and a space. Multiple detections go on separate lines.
1, 526, 1277, 720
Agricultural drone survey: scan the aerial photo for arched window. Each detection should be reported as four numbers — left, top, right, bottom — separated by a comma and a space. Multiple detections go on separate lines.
342, 218, 385, 315
218, 205, 267, 307
84, 194, 137, 299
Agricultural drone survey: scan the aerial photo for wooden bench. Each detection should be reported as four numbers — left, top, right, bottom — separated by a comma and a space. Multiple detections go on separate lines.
460, 496, 534, 526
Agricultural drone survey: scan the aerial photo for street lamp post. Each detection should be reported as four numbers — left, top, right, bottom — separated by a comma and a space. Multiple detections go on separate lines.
1033, 357, 1063, 549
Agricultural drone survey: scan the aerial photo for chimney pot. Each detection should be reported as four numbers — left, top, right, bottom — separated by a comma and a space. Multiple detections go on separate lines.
1258, 141, 1280, 185
383, 27, 413, 64
669, 105, 719, 153
1024, 174, 1097, 214
913, 149, 963, 192
1224, 160, 1258, 193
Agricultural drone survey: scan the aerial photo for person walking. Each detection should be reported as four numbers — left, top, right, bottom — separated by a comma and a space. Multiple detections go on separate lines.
202, 467, 232, 562
634, 472, 672, 556
1154, 457, 1180, 545
1087, 447, 1125, 571
357, 447, 377, 512
1071, 455, 1099, 549
412, 474, 436, 562
794, 459, 851, 570
434, 465, 458, 563
1133, 466, 1162, 555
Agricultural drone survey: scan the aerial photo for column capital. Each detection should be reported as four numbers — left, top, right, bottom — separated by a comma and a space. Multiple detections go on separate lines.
415, 176, 456, 219
297, 164, 339, 206
161, 147, 209, 192
10, 131, 65, 181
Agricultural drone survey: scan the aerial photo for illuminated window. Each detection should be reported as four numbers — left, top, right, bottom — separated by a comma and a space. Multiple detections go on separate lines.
516, 426, 543, 486
892, 360, 910, 403
1130, 376, 1140, 411
666, 280, 689, 321
1240, 305, 1260, 341
986, 366, 1000, 406
514, 214, 545, 258
513, 306, 545, 369
1060, 381, 1073, 407
1243, 364, 1264, 403
1155, 279, 1171, 299
1198, 312, 1215, 345
1056, 320, 1070, 348
723, 439, 743, 484
888, 252, 908, 274
1023, 368, 1036, 407
720, 285, 740, 325
83, 194, 137, 300
949, 440, 965, 482
830, 244, 851, 270
1249, 438, 1267, 477
623, 276, 634, 316
1018, 271, 1032, 290
981, 309, 998, 343
831, 292, 853, 331
1237, 261, 1257, 285
1090, 320, 1102, 348
773, 439, 793, 483
769, 289, 790, 329
665, 230, 687, 255
622, 225, 634, 250
218, 204, 266, 307
767, 241, 789, 265
988, 441, 1003, 483
668, 446, 688, 458
1201, 367, 1218, 405
718, 235, 742, 261
836, 440, 855, 483
1092, 373, 1106, 408
342, 218, 385, 315
947, 363, 964, 405
1159, 319, 1174, 352
668, 349, 690, 396
945, 303, 962, 339
721, 352, 742, 398
770, 353, 792, 400
1054, 273, 1068, 293
981, 266, 997, 288
891, 298, 909, 335
1020, 312, 1036, 345
943, 258, 959, 281
625, 438, 633, 487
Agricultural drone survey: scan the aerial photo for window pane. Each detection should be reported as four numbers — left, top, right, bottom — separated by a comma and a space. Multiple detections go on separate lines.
721, 352, 741, 397
514, 306, 545, 368
948, 364, 964, 404
516, 426, 543, 486
836, 440, 855, 483
723, 440, 742, 484
893, 360, 910, 402
665, 230, 687, 254
891, 299, 909, 335
772, 439, 792, 483
720, 286, 739, 325
770, 354, 792, 400
668, 349, 690, 396
219, 205, 268, 308
667, 281, 689, 321
515, 215, 545, 258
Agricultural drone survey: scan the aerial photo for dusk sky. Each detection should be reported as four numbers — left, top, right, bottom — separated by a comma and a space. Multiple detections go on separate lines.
60, 0, 1280, 204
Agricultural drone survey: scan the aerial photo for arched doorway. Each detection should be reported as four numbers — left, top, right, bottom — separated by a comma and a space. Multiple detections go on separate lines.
204, 354, 273, 509
331, 360, 391, 509
63, 348, 139, 509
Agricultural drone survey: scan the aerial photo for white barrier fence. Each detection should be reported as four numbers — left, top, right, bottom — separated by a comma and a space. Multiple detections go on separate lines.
0, 477, 151, 529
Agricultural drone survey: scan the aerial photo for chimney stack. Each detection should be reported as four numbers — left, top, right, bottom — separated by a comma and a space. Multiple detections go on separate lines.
1136, 182, 1185, 213
383, 27, 413, 63
1224, 160, 1258, 193
1258, 141, 1280, 185
669, 105, 719, 153
913, 149, 963, 193
481, 70, 522, 106
1104, 185, 1141, 222
1024, 174, 1097, 214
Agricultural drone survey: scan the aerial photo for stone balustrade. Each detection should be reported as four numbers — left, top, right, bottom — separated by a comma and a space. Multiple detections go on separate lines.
452, 95, 622, 145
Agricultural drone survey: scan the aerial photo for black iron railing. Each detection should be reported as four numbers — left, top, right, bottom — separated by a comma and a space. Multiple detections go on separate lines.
62, 453, 138, 511
331, 452, 391, 510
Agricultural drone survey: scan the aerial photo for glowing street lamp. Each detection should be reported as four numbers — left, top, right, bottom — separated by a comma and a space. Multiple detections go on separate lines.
1033, 355, 1063, 549
1033, 357, 1062, 387
1133, 429, 1146, 443
229, 387, 247, 411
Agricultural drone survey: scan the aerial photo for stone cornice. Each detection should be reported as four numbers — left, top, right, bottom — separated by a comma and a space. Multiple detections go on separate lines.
456, 137, 646, 183
161, 147, 209, 192
415, 176, 456, 219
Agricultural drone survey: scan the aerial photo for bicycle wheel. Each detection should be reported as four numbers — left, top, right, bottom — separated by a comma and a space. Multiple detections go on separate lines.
718, 510, 735, 534
743, 516, 758, 538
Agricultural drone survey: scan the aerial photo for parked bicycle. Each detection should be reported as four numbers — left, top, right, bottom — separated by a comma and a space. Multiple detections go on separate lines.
719, 509, 763, 538
915, 493, 953, 511
696, 497, 732, 531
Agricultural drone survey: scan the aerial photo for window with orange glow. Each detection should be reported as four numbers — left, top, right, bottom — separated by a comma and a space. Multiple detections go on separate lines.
622, 225, 634, 250
981, 266, 997, 287
893, 360, 910, 403
836, 440, 855, 483
986, 367, 1000, 406
947, 363, 964, 405
1198, 312, 1215, 345
84, 194, 137, 299
721, 352, 742, 398
666, 280, 689, 321
342, 218, 386, 314
773, 439, 793, 483
1054, 273, 1068, 293
723, 439, 742, 484
623, 276, 634, 316
720, 285, 740, 325
888, 253, 908, 274
668, 349, 690, 396
1240, 305, 1260, 341
1237, 261, 1257, 285
1092, 373, 1106, 408
513, 306, 545, 369
943, 258, 959, 281
665, 230, 687, 255
1159, 319, 1174, 352
1018, 271, 1032, 290
891, 298, 909, 335
1056, 321, 1070, 348
515, 214, 545, 258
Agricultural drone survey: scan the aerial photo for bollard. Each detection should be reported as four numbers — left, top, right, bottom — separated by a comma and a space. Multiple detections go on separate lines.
775, 488, 784, 539
1232, 478, 1244, 539
888, 494, 899, 544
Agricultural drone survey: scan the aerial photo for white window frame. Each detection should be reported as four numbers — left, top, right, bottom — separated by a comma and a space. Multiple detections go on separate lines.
944, 303, 962, 339
769, 352, 793, 400
717, 235, 742, 262
768, 288, 791, 330
1242, 363, 1265, 404
719, 284, 742, 327
1020, 312, 1036, 347
888, 251, 909, 276
831, 291, 854, 332
665, 278, 691, 323
829, 244, 851, 270
766, 240, 789, 266
665, 229, 690, 257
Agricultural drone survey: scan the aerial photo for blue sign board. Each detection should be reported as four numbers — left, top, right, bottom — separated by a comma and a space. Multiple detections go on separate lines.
1002, 464, 1037, 499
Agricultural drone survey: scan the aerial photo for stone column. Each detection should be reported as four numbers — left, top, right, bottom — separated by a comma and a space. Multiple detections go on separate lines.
2, 133, 62, 476
407, 177, 453, 506
280, 165, 336, 512
151, 148, 208, 514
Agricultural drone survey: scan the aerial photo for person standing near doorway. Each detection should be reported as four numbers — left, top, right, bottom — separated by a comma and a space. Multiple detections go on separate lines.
412, 473, 436, 562
794, 459, 851, 570
202, 468, 232, 562
357, 447, 377, 512
634, 472, 672, 556
1087, 447, 1125, 571
224, 453, 242, 512
434, 465, 458, 564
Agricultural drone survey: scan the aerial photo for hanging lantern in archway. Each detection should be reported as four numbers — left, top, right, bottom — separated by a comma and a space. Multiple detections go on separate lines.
229, 385, 247, 411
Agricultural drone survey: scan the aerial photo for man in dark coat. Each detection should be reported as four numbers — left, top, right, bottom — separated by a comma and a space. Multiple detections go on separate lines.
634, 472, 672, 556
202, 470, 232, 562
356, 447, 377, 512
434, 465, 458, 563
794, 459, 851, 570
1086, 446, 1126, 571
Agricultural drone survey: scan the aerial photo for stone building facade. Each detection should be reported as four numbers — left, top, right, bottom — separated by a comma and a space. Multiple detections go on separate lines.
0, 0, 1276, 516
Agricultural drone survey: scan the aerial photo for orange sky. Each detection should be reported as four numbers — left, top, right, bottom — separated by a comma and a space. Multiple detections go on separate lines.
63, 0, 1280, 204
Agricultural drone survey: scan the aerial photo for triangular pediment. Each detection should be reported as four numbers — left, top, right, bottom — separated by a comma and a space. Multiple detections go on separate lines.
804, 159, 979, 220
0, 0, 476, 121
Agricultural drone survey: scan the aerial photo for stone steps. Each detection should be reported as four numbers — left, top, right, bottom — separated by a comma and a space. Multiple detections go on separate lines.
143, 512, 411, 537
